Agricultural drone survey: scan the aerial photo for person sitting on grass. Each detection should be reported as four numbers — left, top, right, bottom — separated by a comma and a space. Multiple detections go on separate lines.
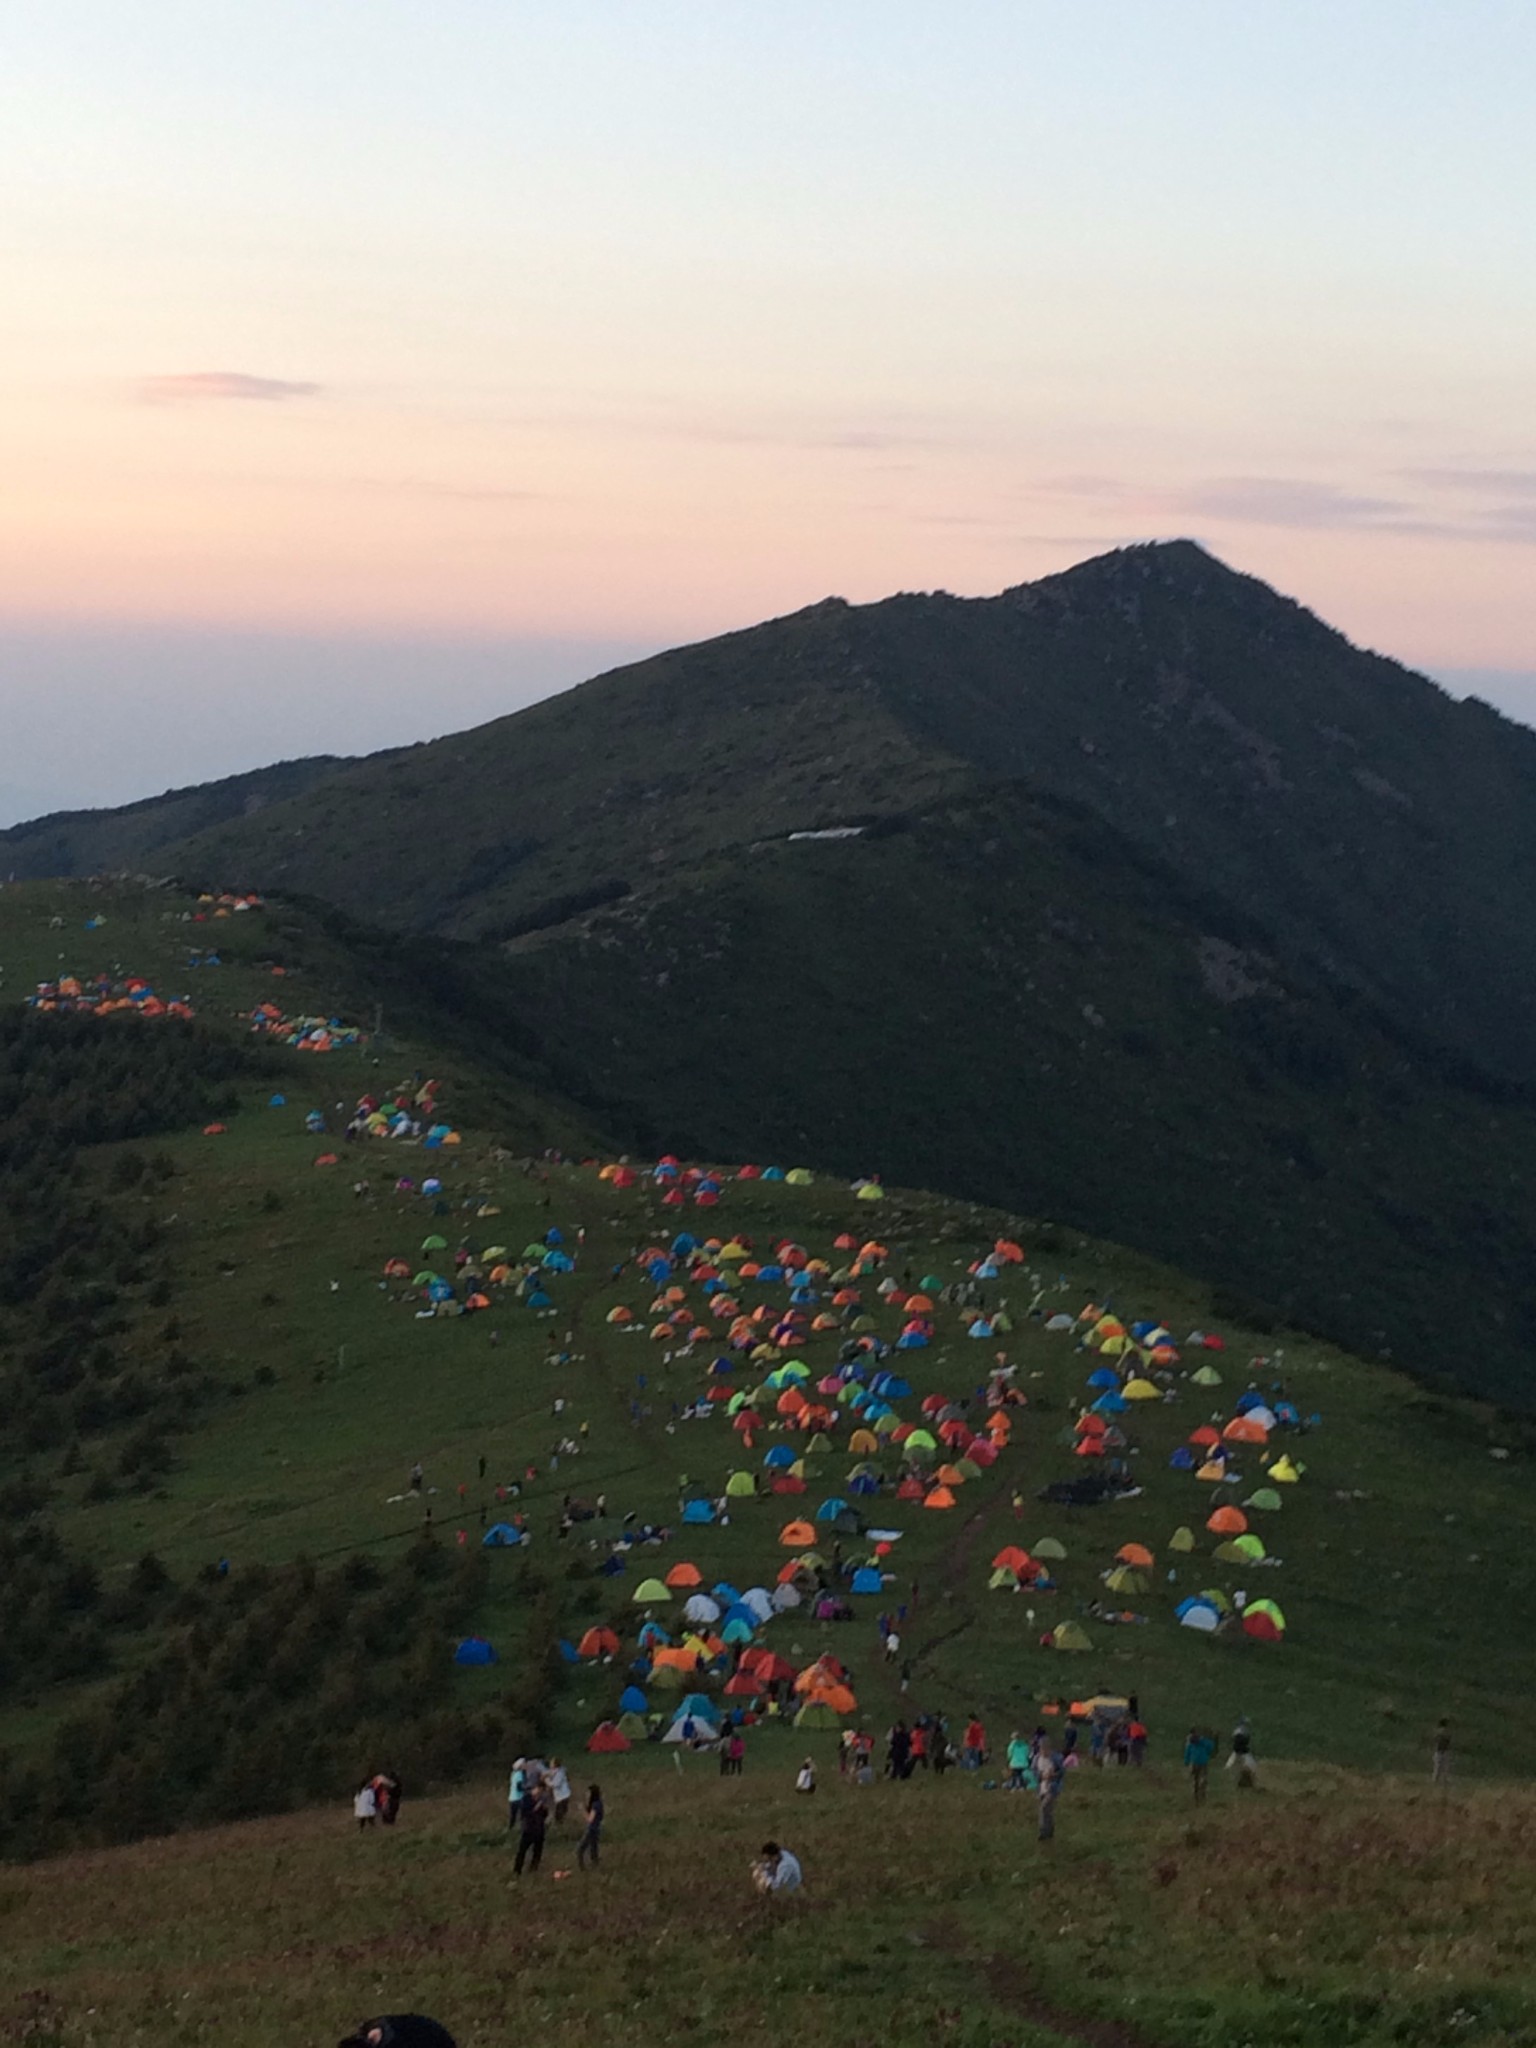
751, 1841, 803, 1894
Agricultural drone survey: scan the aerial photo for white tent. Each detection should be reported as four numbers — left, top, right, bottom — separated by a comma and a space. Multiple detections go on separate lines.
683, 1594, 721, 1625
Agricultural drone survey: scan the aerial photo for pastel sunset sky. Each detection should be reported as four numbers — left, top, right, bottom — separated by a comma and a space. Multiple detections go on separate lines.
3, 0, 1533, 819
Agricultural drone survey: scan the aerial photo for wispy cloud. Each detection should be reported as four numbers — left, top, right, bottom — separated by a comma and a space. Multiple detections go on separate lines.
138, 372, 321, 403
1172, 477, 1409, 529
1406, 467, 1536, 496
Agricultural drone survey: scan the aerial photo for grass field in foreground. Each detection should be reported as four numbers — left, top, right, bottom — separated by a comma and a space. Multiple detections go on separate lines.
0, 1763, 1532, 2048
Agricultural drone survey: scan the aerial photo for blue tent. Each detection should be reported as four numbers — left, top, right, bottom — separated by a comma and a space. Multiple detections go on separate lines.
672, 1233, 698, 1256
815, 1497, 848, 1521
1087, 1367, 1120, 1389
708, 1355, 734, 1375
721, 1617, 755, 1645
682, 1499, 717, 1524
639, 1621, 671, 1647
1235, 1391, 1268, 1414
764, 1445, 797, 1469
1130, 1319, 1157, 1341
967, 1318, 995, 1338
712, 1581, 741, 1603
557, 1638, 581, 1663
850, 1566, 883, 1594
427, 1280, 455, 1302
268, 1093, 286, 1108
482, 1522, 524, 1546
896, 1332, 928, 1350
756, 1264, 784, 1283
721, 1602, 758, 1632
762, 1167, 785, 1182
679, 1692, 717, 1720
620, 1684, 648, 1714
600, 1554, 627, 1576
849, 1473, 879, 1496
453, 1636, 497, 1666
647, 1258, 671, 1283
1168, 1446, 1197, 1470
872, 1373, 911, 1399
545, 1227, 563, 1245
525, 1288, 552, 1310
543, 1249, 574, 1271
1093, 1391, 1128, 1415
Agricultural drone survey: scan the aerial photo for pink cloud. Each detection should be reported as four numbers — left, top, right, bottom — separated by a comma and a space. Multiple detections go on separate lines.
138, 372, 320, 403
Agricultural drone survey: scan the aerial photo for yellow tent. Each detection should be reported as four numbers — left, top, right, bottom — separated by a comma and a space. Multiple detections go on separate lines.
1123, 1378, 1161, 1401
1168, 1526, 1196, 1552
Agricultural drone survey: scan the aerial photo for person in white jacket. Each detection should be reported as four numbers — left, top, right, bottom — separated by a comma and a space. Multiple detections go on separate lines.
752, 1841, 803, 1893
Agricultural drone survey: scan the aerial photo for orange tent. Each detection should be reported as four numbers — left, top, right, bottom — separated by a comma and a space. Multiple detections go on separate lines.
577, 1626, 620, 1659
992, 1545, 1032, 1573
1206, 1506, 1248, 1536
778, 1520, 816, 1548
923, 1486, 957, 1510
665, 1562, 703, 1588
1115, 1543, 1154, 1568
1223, 1416, 1268, 1446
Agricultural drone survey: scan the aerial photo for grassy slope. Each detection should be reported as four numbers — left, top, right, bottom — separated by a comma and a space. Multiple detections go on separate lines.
0, 881, 1530, 1779
493, 794, 1536, 1408
0, 1769, 1532, 2048
1, 880, 1535, 2042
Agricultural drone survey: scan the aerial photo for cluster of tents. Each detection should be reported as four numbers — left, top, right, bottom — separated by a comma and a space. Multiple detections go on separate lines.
28, 974, 193, 1019
1015, 1303, 1310, 1645
386, 1224, 575, 1315
247, 1002, 364, 1052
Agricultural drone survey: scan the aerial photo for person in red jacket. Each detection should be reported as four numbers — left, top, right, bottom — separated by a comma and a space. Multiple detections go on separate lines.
963, 1714, 987, 1768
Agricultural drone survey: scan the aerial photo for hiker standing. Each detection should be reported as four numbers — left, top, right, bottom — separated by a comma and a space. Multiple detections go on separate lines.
1035, 1745, 1063, 1841
887, 1720, 913, 1779
963, 1714, 987, 1770
576, 1783, 604, 1868
1184, 1726, 1216, 1804
354, 1782, 378, 1830
1005, 1730, 1034, 1790
1226, 1716, 1258, 1789
1432, 1718, 1453, 1784
512, 1779, 550, 1875
547, 1757, 571, 1820
795, 1756, 816, 1794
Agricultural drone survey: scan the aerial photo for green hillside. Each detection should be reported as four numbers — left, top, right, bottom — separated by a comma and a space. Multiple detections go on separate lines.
0, 876, 1533, 2042
5, 545, 1536, 1416
0, 881, 1530, 1852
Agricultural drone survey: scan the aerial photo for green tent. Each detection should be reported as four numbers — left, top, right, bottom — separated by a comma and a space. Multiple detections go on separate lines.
1191, 1364, 1223, 1386
1052, 1620, 1093, 1651
617, 1711, 649, 1737
633, 1578, 670, 1602
988, 1566, 1020, 1590
1033, 1536, 1067, 1560
793, 1699, 843, 1728
1229, 1532, 1267, 1560
1168, 1526, 1196, 1552
1198, 1587, 1232, 1614
1245, 1488, 1283, 1511
955, 1458, 982, 1480
1104, 1566, 1148, 1594
725, 1471, 756, 1497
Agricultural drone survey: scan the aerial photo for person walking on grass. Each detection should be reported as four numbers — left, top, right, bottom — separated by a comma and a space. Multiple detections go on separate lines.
353, 1781, 378, 1831
1432, 1718, 1453, 1785
795, 1756, 817, 1795
1184, 1725, 1217, 1804
547, 1757, 571, 1821
576, 1783, 604, 1868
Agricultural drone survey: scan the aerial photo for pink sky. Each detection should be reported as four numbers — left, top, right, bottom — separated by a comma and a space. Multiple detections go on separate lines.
1, 2, 1532, 816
